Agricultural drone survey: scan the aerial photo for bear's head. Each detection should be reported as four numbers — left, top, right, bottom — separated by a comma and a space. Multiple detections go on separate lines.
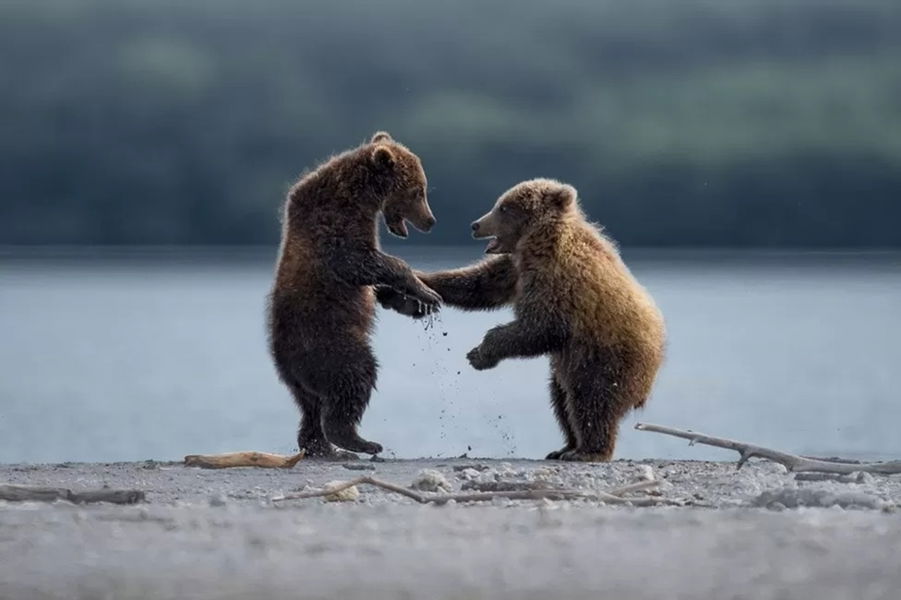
471, 178, 577, 254
368, 131, 436, 238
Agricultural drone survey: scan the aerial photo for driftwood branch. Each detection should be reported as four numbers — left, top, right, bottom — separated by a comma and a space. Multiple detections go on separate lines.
606, 478, 659, 497
272, 475, 680, 506
184, 451, 305, 469
0, 484, 145, 505
635, 422, 901, 475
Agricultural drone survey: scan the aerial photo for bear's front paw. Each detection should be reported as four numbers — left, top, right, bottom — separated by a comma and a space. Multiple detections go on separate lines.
466, 345, 499, 370
410, 284, 442, 315
375, 285, 400, 307
376, 286, 428, 319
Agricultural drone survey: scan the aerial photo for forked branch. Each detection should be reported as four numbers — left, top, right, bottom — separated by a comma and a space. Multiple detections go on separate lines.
635, 423, 901, 475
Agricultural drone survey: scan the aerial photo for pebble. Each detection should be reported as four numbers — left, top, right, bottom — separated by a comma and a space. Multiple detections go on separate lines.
410, 469, 453, 493
323, 481, 360, 502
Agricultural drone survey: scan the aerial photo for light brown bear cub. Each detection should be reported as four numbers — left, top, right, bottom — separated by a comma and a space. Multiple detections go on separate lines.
379, 179, 665, 461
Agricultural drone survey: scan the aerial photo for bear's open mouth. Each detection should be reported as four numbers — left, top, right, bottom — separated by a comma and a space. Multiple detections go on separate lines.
484, 237, 502, 254
386, 219, 409, 238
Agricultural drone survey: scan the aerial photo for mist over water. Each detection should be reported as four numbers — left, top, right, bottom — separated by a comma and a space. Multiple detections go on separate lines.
1, 247, 899, 464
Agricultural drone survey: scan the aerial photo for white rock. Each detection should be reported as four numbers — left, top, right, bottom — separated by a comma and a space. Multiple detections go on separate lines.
531, 468, 555, 482
410, 469, 452, 493
458, 468, 482, 481
323, 481, 360, 502
494, 463, 515, 478
656, 479, 675, 492
637, 465, 656, 481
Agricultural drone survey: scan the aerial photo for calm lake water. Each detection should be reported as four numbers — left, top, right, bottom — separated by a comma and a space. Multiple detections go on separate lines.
1, 248, 899, 464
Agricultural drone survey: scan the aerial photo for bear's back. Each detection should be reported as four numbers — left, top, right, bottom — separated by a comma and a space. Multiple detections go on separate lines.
269, 149, 378, 341
528, 218, 664, 353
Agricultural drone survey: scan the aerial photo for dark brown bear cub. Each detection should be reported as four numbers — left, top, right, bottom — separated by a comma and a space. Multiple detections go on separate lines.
269, 132, 441, 457
379, 179, 665, 461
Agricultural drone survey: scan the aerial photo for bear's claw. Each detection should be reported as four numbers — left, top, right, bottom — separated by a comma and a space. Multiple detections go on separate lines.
410, 286, 442, 314
324, 425, 384, 456
376, 286, 436, 319
545, 446, 574, 460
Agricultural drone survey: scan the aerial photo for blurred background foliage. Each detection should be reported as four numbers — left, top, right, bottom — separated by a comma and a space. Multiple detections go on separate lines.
1, 0, 900, 246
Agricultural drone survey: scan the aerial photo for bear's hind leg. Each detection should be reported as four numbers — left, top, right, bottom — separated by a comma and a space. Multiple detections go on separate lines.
323, 389, 384, 456
558, 401, 624, 462
289, 382, 334, 458
545, 374, 579, 460
317, 348, 384, 456
559, 370, 626, 462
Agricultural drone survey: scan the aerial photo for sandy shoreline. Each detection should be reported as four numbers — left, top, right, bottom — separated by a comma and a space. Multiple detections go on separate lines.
2, 458, 900, 599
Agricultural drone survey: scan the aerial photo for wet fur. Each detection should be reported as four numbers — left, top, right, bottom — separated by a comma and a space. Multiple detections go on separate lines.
269, 133, 439, 457
379, 179, 665, 461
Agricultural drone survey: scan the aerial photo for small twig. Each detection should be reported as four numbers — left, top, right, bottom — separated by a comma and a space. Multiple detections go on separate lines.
271, 475, 677, 506
0, 484, 145, 505
605, 478, 659, 497
272, 476, 590, 504
184, 451, 305, 469
635, 423, 901, 475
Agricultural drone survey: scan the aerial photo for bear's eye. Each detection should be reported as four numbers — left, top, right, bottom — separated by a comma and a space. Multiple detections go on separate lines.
499, 206, 508, 213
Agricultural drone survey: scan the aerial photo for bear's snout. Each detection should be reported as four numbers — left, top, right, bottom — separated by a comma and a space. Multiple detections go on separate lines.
471, 213, 493, 238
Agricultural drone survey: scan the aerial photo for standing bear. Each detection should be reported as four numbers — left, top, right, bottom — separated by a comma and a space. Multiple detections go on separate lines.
269, 132, 441, 458
379, 179, 665, 461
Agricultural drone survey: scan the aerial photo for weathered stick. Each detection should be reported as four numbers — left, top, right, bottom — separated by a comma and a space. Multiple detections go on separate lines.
0, 484, 145, 505
184, 451, 305, 469
635, 423, 901, 475
605, 478, 659, 497
271, 475, 679, 506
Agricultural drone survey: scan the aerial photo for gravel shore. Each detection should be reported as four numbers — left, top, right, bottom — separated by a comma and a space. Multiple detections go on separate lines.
2, 458, 900, 599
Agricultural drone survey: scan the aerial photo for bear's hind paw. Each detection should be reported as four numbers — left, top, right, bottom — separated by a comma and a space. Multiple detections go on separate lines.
558, 449, 611, 463
545, 446, 574, 460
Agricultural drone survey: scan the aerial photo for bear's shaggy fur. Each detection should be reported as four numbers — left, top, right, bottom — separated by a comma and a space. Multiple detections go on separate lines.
379, 179, 665, 461
269, 132, 441, 457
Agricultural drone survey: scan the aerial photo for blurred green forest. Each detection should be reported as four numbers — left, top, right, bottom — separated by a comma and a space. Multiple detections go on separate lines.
1, 0, 900, 246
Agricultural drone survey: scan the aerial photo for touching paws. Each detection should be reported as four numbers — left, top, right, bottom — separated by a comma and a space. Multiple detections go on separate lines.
466, 345, 499, 370
375, 285, 439, 319
412, 284, 442, 315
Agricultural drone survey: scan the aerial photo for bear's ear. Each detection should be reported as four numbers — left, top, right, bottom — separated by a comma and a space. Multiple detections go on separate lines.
549, 183, 576, 210
371, 145, 396, 170
371, 131, 393, 143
